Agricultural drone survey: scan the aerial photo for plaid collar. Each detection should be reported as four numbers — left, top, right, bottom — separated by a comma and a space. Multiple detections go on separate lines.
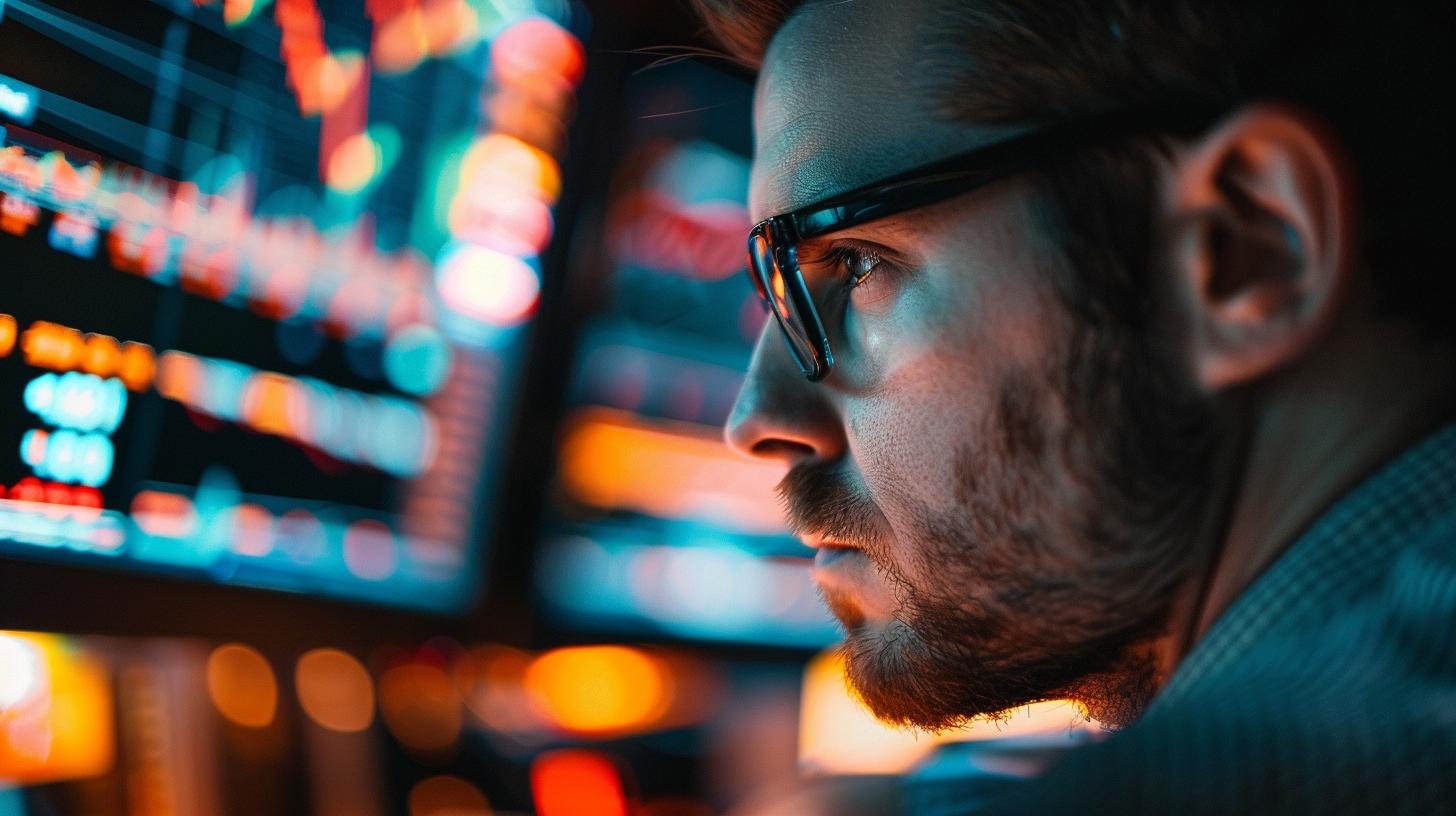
1153, 421, 1456, 711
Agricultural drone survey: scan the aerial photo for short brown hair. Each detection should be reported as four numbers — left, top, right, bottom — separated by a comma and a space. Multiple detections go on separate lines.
691, 0, 1455, 337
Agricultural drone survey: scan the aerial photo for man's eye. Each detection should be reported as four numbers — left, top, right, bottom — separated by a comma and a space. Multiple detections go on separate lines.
800, 242, 902, 308
813, 244, 882, 288
839, 246, 881, 287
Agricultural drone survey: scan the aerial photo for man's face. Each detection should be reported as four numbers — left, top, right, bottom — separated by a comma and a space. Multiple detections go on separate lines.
727, 0, 1220, 729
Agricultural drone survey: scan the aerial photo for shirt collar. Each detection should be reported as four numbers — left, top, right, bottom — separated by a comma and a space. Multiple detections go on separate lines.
1154, 421, 1456, 711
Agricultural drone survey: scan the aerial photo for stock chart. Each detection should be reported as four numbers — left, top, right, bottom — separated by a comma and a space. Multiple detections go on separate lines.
0, 0, 584, 611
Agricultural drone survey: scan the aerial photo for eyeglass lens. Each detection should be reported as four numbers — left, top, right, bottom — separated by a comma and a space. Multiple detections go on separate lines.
750, 230, 819, 377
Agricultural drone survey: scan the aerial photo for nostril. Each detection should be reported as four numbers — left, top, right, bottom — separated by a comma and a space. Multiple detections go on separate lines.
750, 438, 815, 461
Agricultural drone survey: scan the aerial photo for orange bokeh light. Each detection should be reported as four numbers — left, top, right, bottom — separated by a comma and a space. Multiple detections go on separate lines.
243, 371, 302, 436
118, 341, 157, 392
205, 644, 278, 728
9, 319, 155, 388
372, 9, 428, 74
157, 351, 203, 403
0, 632, 114, 785
457, 133, 561, 204
295, 649, 375, 733
325, 131, 381, 193
558, 407, 789, 534
377, 661, 463, 757
20, 321, 84, 371
81, 334, 121, 378
523, 646, 673, 736
312, 51, 367, 114
484, 86, 568, 156
420, 0, 479, 56
1, 313, 18, 357
223, 0, 261, 27
408, 774, 492, 816
531, 750, 628, 816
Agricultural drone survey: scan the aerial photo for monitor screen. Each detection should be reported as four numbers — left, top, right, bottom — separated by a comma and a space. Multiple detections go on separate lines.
535, 57, 839, 648
0, 0, 581, 613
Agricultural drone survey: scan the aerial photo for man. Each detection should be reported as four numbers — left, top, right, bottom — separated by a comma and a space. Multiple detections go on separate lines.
704, 0, 1456, 812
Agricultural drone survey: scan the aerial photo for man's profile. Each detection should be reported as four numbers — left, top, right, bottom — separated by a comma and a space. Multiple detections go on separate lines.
702, 0, 1456, 812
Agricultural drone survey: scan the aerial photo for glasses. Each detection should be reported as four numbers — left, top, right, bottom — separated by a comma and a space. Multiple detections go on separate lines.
747, 107, 1219, 381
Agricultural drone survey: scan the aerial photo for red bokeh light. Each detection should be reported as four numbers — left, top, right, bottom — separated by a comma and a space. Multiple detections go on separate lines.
531, 750, 629, 816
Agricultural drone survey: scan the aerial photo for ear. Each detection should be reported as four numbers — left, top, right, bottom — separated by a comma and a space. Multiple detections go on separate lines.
1162, 103, 1357, 391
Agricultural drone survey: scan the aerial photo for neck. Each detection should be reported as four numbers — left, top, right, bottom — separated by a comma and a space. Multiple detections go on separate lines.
1134, 312, 1456, 696
1191, 315, 1456, 642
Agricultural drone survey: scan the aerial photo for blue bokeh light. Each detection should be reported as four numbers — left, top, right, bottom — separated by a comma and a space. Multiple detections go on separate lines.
383, 323, 453, 397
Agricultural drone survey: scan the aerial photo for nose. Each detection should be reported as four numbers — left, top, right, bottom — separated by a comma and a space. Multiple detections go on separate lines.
725, 324, 847, 466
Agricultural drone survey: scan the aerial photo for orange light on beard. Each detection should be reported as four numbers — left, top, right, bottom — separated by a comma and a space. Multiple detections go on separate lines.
817, 583, 867, 632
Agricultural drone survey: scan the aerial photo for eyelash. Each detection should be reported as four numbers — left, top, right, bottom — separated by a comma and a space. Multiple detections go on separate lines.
805, 241, 895, 294
824, 244, 881, 288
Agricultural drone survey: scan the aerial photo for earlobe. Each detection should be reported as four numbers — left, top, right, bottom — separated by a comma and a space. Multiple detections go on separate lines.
1163, 104, 1356, 392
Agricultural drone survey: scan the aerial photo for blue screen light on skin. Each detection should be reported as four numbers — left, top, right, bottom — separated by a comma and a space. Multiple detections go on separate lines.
0, 74, 37, 125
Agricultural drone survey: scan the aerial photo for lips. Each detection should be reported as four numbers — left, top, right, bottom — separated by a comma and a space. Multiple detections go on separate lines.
805, 538, 897, 628
800, 531, 860, 566
812, 542, 860, 569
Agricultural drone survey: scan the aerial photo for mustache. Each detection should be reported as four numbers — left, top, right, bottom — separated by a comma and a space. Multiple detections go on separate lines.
776, 461, 884, 545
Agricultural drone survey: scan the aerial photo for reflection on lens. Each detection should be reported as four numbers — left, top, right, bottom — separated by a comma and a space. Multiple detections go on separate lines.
749, 228, 821, 378
748, 233, 775, 301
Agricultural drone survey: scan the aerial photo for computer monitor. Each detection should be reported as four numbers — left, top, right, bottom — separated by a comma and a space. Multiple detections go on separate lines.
0, 0, 582, 626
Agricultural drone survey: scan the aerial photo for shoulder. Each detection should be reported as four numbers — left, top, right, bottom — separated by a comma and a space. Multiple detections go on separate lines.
978, 526, 1456, 816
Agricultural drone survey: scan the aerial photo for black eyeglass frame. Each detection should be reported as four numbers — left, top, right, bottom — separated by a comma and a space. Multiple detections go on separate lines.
747, 106, 1222, 381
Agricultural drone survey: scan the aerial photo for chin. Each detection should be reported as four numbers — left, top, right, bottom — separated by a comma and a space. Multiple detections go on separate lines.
838, 620, 1009, 731
837, 612, 1158, 732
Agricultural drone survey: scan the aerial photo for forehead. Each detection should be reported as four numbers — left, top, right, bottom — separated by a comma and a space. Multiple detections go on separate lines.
750, 0, 1004, 221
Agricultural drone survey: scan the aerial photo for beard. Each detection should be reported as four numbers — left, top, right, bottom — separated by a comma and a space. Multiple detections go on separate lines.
780, 302, 1221, 731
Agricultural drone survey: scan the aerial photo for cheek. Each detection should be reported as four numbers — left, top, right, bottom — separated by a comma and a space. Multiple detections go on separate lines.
845, 264, 1066, 555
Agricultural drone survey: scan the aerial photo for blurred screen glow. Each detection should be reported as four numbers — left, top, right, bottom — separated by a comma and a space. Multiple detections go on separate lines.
434, 241, 540, 326
205, 643, 278, 729
377, 658, 464, 759
558, 407, 787, 534
408, 774, 493, 816
535, 60, 836, 649
295, 648, 375, 733
523, 645, 672, 736
0, 0, 583, 612
538, 534, 837, 647
0, 631, 113, 786
531, 749, 629, 816
0, 74, 36, 125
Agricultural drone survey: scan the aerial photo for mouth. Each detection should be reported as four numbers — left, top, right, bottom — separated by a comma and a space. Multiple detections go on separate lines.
799, 531, 861, 565
804, 536, 892, 630
803, 539, 879, 635
811, 540, 861, 569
